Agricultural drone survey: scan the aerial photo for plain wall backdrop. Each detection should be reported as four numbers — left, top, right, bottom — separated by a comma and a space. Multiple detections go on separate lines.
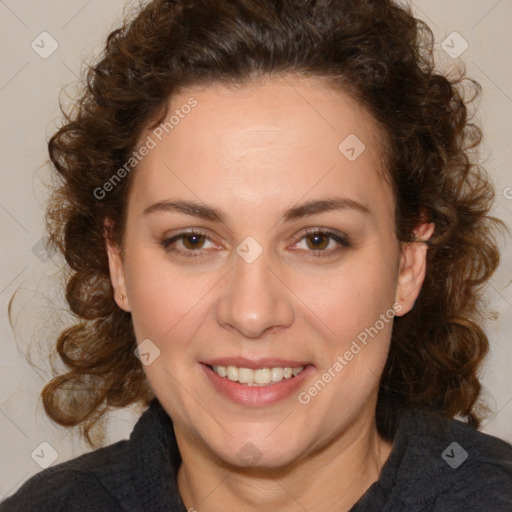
1, 0, 511, 499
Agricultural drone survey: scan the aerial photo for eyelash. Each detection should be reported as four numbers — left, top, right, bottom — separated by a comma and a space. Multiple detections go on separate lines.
160, 229, 350, 259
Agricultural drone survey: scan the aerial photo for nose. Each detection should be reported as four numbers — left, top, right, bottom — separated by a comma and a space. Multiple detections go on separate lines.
215, 247, 295, 339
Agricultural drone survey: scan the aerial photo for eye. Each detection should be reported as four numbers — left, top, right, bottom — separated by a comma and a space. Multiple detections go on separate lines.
161, 230, 218, 257
160, 228, 350, 259
292, 229, 350, 256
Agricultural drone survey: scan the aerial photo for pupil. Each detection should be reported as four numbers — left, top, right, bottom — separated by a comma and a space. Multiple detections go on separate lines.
308, 233, 328, 250
184, 234, 203, 249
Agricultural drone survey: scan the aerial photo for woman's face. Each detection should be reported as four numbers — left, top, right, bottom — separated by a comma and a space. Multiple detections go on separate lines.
108, 76, 428, 468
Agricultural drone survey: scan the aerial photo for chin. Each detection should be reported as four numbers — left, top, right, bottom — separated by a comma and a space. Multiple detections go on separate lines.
203, 427, 308, 471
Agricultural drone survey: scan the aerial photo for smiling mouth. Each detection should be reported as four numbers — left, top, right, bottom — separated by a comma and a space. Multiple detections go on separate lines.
207, 364, 305, 386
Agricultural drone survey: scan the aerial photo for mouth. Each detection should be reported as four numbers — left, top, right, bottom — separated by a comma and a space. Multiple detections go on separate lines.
206, 364, 305, 386
200, 359, 314, 406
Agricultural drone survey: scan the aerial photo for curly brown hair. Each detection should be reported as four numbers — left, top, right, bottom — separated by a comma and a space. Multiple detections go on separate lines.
37, 0, 502, 445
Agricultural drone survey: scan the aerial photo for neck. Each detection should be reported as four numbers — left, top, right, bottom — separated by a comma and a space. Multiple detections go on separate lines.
176, 411, 392, 512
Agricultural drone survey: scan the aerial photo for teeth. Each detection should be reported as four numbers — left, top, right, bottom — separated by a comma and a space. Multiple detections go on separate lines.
238, 367, 253, 384
271, 367, 284, 382
254, 368, 271, 384
227, 366, 238, 381
212, 365, 304, 386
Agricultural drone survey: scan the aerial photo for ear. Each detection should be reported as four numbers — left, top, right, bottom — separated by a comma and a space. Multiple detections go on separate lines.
104, 219, 131, 312
394, 221, 435, 317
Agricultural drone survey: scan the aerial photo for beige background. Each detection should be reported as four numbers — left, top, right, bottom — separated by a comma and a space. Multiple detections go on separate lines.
1, 0, 511, 499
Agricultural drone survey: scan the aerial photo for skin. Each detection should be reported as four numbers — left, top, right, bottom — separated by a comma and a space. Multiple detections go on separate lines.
107, 75, 433, 511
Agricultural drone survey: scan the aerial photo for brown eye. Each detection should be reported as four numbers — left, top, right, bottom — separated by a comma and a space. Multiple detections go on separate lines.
304, 232, 330, 250
160, 230, 216, 257
181, 233, 207, 250
292, 229, 350, 257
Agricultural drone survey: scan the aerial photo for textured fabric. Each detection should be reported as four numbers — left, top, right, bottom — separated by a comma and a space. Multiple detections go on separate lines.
1, 400, 511, 511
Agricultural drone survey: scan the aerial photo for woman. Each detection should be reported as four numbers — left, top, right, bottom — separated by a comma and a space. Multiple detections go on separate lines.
2, 0, 511, 510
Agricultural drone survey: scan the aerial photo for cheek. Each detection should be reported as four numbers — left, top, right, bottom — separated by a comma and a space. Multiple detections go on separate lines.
124, 251, 215, 347
293, 256, 398, 343
299, 269, 397, 404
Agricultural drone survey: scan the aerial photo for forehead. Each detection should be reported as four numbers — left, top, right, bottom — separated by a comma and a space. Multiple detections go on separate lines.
128, 76, 393, 221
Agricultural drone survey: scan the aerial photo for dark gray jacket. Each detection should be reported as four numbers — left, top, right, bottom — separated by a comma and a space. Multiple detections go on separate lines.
1, 400, 511, 511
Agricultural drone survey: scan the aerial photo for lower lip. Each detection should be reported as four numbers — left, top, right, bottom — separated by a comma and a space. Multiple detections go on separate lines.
201, 364, 314, 407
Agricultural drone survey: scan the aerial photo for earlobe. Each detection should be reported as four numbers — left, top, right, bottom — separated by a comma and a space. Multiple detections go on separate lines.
104, 220, 131, 312
394, 222, 434, 316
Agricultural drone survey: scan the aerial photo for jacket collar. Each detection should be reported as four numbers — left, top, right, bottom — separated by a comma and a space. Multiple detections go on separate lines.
101, 399, 187, 511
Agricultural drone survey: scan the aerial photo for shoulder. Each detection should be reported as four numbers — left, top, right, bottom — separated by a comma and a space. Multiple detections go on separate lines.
0, 400, 183, 512
387, 408, 512, 510
436, 414, 512, 508
0, 400, 179, 512
0, 440, 130, 512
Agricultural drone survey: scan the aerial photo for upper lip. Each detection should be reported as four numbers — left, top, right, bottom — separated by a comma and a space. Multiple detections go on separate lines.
202, 358, 311, 369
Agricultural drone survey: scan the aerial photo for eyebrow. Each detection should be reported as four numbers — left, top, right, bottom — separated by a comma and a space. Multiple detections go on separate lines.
143, 197, 370, 223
